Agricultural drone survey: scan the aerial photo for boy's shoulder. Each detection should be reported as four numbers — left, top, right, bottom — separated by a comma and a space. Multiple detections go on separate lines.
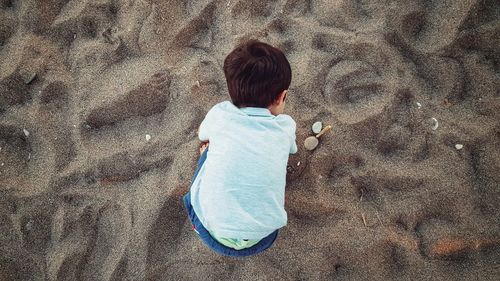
209, 101, 238, 114
275, 113, 296, 127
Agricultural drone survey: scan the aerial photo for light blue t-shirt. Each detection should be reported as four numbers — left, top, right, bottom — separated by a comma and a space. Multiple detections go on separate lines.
191, 101, 297, 239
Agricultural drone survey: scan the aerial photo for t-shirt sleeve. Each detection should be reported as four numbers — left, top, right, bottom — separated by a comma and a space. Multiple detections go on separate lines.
279, 115, 298, 154
289, 121, 298, 154
198, 106, 217, 141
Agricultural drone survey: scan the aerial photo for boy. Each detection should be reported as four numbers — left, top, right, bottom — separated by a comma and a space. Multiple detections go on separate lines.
183, 40, 297, 257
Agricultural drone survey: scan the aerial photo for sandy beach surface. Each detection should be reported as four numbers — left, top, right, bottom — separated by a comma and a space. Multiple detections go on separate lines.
1, 0, 499, 280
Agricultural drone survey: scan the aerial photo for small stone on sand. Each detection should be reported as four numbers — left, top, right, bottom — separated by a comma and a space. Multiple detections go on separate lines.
304, 136, 318, 151
312, 121, 322, 134
416, 102, 422, 108
23, 129, 29, 137
455, 144, 463, 150
431, 118, 439, 130
23, 73, 37, 84
146, 134, 151, 141
25, 220, 33, 231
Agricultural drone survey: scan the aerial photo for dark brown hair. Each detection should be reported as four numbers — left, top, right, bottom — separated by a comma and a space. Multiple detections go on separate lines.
223, 40, 292, 108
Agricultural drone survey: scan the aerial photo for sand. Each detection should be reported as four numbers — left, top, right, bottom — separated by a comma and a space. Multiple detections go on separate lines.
0, 0, 499, 280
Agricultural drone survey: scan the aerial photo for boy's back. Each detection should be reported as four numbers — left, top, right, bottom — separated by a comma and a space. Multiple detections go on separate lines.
191, 100, 297, 239
183, 40, 296, 256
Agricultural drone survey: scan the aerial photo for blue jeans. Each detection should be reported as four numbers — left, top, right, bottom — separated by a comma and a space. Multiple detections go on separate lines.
182, 148, 279, 257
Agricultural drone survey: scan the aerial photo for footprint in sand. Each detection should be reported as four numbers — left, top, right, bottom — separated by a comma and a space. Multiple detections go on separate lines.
0, 4, 17, 46
312, 0, 383, 31
0, 125, 32, 187
46, 196, 131, 281
393, 0, 478, 53
230, 0, 281, 31
310, 32, 407, 125
38, 81, 77, 172
0, 72, 32, 114
86, 70, 173, 129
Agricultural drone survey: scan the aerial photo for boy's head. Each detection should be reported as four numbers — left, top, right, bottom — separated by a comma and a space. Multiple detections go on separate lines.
223, 40, 292, 108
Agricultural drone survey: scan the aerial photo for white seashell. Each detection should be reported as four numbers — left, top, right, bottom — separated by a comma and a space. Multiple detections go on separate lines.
312, 121, 322, 134
431, 118, 439, 130
455, 144, 463, 150
416, 102, 422, 108
145, 134, 151, 141
297, 161, 301, 166
196, 80, 201, 87
23, 129, 29, 136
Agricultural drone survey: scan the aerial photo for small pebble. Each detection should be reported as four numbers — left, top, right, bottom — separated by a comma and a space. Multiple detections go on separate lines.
431, 117, 439, 130
455, 144, 464, 150
196, 80, 201, 87
24, 73, 37, 84
25, 220, 33, 231
145, 134, 151, 141
297, 161, 301, 166
416, 102, 422, 108
23, 129, 29, 136
312, 121, 322, 134
84, 124, 91, 129
1, 163, 4, 166
304, 136, 319, 151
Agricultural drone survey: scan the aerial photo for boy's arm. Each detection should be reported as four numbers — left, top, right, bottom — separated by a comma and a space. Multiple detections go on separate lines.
198, 107, 215, 142
198, 125, 208, 142
198, 121, 210, 142
290, 137, 298, 154
289, 119, 298, 154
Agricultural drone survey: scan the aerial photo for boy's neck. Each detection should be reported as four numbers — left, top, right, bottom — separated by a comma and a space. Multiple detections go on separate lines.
267, 104, 280, 116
